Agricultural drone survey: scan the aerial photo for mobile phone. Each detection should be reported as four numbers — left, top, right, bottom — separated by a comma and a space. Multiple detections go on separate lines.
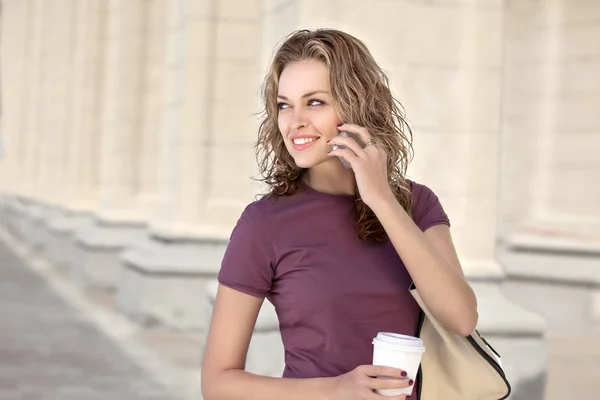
332, 131, 365, 169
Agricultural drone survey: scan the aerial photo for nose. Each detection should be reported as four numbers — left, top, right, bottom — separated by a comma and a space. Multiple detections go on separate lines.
290, 108, 308, 130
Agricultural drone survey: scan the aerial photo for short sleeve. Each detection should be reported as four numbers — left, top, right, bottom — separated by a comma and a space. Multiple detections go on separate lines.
409, 180, 451, 232
217, 202, 275, 298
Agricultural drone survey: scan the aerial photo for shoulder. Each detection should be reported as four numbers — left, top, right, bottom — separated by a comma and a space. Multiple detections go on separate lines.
244, 188, 311, 217
406, 179, 434, 200
234, 192, 293, 233
405, 178, 450, 231
240, 192, 286, 220
406, 178, 441, 204
243, 195, 271, 216
219, 196, 277, 298
235, 195, 272, 232
224, 196, 278, 265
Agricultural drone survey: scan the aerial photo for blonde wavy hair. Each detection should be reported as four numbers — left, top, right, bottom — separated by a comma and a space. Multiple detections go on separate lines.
255, 29, 414, 243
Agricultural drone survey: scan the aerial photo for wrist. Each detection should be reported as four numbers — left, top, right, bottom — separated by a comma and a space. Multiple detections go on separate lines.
366, 189, 397, 213
320, 376, 338, 400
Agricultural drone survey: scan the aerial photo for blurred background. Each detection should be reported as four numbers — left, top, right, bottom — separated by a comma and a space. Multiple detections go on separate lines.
0, 0, 599, 399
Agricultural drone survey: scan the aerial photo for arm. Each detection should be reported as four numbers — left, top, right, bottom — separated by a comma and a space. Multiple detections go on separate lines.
201, 284, 331, 400
370, 196, 478, 336
326, 124, 478, 337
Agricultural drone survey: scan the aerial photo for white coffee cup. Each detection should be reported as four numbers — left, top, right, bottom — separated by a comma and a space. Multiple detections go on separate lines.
372, 332, 425, 396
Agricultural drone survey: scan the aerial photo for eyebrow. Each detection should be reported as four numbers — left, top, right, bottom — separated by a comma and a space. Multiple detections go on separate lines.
277, 91, 330, 100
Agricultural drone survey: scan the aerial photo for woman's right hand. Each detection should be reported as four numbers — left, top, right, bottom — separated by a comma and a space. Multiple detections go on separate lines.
325, 365, 414, 400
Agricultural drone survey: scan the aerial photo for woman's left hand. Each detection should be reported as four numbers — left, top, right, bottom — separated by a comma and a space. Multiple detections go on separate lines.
327, 123, 394, 208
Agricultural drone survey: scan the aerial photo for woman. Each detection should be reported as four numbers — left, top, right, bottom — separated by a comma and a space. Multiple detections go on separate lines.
201, 29, 478, 400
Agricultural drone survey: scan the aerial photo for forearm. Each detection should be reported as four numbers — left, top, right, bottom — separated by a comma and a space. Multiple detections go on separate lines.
371, 194, 477, 335
202, 369, 331, 400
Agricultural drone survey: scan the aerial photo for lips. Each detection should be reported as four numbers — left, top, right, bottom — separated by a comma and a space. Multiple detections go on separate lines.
290, 136, 320, 151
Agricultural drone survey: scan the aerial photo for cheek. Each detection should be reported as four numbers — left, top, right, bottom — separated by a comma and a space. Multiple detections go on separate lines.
277, 114, 287, 133
316, 108, 341, 125
315, 114, 340, 137
277, 116, 291, 148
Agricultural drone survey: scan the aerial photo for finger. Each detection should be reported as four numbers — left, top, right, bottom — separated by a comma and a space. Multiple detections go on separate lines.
366, 390, 412, 400
327, 148, 359, 166
359, 365, 407, 379
337, 123, 372, 144
327, 136, 365, 157
369, 377, 413, 390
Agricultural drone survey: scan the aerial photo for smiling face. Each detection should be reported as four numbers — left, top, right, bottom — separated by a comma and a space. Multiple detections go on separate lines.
277, 59, 343, 169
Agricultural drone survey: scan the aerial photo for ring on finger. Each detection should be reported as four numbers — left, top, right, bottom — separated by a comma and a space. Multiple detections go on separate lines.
365, 138, 376, 147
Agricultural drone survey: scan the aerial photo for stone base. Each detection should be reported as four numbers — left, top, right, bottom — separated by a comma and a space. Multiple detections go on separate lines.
593, 292, 600, 331
45, 210, 94, 269
0, 194, 10, 232
116, 233, 228, 331
470, 279, 547, 400
18, 201, 64, 256
2, 195, 24, 240
498, 232, 600, 335
19, 201, 48, 253
36, 206, 66, 259
71, 218, 146, 289
12, 200, 32, 245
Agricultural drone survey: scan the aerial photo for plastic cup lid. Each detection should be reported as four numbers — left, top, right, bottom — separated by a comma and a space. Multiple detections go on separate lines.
373, 332, 424, 349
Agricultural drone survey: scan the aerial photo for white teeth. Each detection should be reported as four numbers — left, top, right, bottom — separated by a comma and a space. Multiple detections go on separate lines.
293, 137, 317, 145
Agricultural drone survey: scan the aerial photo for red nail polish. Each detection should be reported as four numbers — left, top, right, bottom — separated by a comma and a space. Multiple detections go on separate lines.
408, 379, 414, 385
337, 123, 343, 127
401, 371, 407, 377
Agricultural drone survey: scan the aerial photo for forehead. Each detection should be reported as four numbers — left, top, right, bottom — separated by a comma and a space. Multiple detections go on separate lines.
278, 59, 330, 95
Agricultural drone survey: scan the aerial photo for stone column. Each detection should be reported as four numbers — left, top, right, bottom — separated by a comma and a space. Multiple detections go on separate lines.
38, 0, 76, 207
17, 0, 50, 254
17, 0, 43, 200
30, 0, 78, 260
44, 0, 108, 270
498, 0, 600, 335
203, 0, 263, 230
117, 0, 263, 331
71, 0, 150, 288
0, 0, 27, 191
0, 0, 30, 238
135, 0, 166, 223
70, 0, 107, 219
32, 0, 72, 217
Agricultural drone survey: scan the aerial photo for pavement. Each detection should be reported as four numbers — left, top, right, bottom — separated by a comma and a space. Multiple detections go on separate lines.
0, 235, 203, 400
1, 231, 600, 400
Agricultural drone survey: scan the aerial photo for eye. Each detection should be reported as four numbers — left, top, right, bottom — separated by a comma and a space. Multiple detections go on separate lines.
308, 99, 324, 106
277, 102, 290, 110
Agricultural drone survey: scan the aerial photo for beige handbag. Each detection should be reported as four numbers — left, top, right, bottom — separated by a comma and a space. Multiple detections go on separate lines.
409, 284, 511, 400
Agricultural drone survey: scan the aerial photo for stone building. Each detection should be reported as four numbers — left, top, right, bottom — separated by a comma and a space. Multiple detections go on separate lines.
1, 1, 599, 399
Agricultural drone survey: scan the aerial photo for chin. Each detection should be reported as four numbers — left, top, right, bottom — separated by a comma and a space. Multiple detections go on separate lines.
292, 155, 332, 169
292, 158, 318, 169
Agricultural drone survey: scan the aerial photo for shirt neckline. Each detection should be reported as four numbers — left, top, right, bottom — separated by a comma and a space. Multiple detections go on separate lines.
299, 180, 356, 201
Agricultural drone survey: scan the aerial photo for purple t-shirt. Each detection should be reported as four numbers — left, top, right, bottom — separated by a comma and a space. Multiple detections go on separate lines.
218, 179, 450, 398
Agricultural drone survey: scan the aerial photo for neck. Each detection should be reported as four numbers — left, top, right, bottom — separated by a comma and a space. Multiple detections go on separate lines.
304, 161, 356, 196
